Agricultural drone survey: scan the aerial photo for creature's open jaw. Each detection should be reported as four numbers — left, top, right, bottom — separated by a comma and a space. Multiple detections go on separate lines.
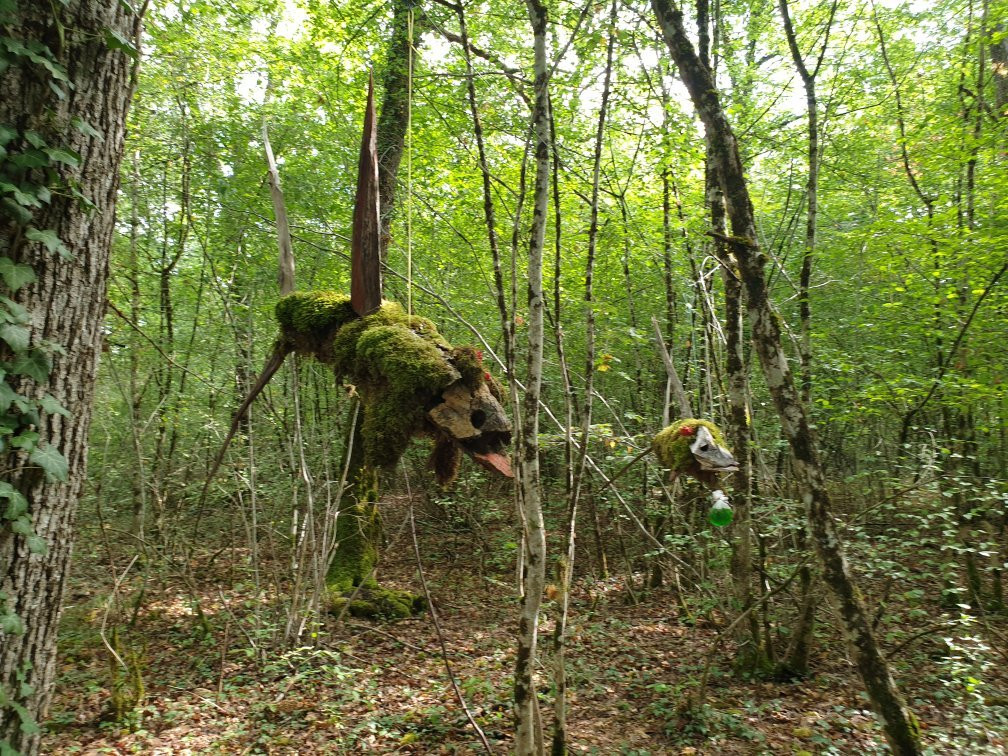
426, 380, 514, 480
462, 433, 514, 478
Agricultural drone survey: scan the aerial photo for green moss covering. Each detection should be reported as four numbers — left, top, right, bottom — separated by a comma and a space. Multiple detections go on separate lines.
652, 418, 728, 475
276, 291, 357, 335
327, 466, 380, 594
276, 293, 475, 468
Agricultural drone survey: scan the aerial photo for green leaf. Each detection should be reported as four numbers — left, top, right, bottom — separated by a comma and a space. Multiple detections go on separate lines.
29, 443, 68, 481
0, 323, 29, 352
43, 147, 80, 168
11, 349, 49, 382
71, 116, 102, 142
0, 123, 15, 146
10, 515, 32, 536
1, 196, 33, 224
26, 535, 46, 555
2, 494, 28, 521
104, 28, 139, 60
12, 701, 40, 735
1, 296, 30, 323
9, 148, 48, 169
39, 394, 69, 417
11, 187, 41, 208
0, 258, 36, 292
0, 381, 15, 413
25, 227, 69, 258
11, 430, 39, 449
0, 612, 24, 636
23, 130, 45, 148
48, 80, 67, 100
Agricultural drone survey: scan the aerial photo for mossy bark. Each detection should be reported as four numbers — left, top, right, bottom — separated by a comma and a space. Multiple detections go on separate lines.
326, 419, 423, 620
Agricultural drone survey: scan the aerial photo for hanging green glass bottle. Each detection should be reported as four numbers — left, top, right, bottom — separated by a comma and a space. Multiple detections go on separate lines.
708, 490, 734, 527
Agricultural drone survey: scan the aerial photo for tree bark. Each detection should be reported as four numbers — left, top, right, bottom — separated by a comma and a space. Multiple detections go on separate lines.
0, 3, 138, 751
513, 1, 549, 753
650, 1, 921, 753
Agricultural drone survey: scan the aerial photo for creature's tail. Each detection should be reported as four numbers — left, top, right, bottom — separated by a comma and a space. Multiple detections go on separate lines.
190, 342, 291, 540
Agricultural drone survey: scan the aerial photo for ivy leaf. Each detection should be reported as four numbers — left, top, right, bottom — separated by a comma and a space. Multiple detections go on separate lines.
0, 484, 28, 520
0, 123, 15, 146
0, 381, 15, 413
0, 323, 29, 351
12, 701, 40, 735
0, 612, 24, 636
71, 116, 102, 142
26, 535, 47, 555
1, 296, 30, 323
29, 443, 68, 482
48, 80, 67, 101
25, 227, 70, 258
11, 430, 39, 449
12, 186, 41, 208
10, 515, 33, 536
23, 131, 45, 148
11, 349, 50, 382
43, 147, 80, 168
104, 28, 139, 60
9, 148, 48, 169
39, 394, 69, 417
1, 196, 33, 224
0, 257, 36, 291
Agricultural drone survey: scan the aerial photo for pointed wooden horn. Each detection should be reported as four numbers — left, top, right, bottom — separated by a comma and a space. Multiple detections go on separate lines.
351, 71, 382, 317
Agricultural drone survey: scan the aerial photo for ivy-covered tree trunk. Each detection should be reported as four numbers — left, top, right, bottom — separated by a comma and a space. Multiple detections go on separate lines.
651, 1, 922, 753
0, 3, 138, 752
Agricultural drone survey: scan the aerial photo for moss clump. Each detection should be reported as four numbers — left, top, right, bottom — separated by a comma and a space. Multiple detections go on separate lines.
652, 418, 728, 475
276, 291, 357, 336
329, 586, 425, 619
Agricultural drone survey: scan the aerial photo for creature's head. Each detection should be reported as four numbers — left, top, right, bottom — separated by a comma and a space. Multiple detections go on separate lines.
426, 351, 513, 482
652, 419, 737, 487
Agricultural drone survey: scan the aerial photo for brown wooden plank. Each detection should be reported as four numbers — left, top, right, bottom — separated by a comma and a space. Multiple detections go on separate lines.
351, 72, 382, 316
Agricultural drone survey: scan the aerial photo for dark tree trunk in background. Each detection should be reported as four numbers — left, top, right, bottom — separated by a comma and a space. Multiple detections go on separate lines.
0, 3, 138, 751
376, 0, 423, 258
651, 0, 922, 753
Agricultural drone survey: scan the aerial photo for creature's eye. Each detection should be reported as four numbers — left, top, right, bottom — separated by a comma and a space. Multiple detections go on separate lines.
700, 443, 710, 451
471, 409, 487, 428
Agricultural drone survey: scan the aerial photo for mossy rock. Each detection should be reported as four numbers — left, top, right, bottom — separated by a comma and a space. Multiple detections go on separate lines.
329, 585, 426, 620
652, 418, 728, 475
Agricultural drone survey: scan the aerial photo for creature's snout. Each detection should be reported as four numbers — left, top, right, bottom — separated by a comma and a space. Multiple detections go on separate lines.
427, 381, 513, 478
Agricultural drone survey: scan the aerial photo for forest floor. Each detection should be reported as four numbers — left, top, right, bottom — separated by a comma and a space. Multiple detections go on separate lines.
45, 494, 1008, 755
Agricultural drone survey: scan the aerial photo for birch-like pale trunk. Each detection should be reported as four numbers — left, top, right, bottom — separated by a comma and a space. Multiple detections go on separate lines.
513, 1, 550, 753
651, 1, 921, 753
262, 121, 295, 297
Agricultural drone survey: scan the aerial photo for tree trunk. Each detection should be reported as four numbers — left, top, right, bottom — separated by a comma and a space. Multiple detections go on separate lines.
650, 1, 921, 753
513, 1, 549, 752
0, 3, 138, 751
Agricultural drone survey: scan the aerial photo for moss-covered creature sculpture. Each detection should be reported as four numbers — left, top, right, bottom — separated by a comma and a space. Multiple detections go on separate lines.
272, 291, 511, 480
210, 291, 512, 619
652, 418, 738, 487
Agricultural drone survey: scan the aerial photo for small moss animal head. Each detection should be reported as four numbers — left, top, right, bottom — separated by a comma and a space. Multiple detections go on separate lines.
652, 419, 730, 478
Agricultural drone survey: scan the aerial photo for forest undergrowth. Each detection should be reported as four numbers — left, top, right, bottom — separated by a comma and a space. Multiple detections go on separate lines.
44, 480, 1008, 755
